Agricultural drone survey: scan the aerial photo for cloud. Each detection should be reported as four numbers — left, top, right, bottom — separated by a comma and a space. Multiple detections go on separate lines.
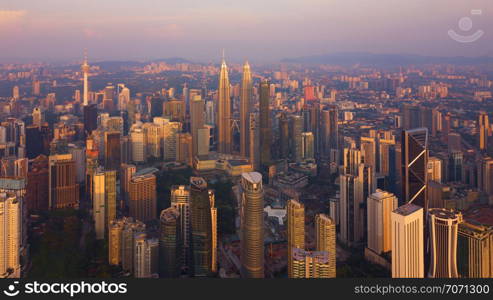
0, 10, 27, 23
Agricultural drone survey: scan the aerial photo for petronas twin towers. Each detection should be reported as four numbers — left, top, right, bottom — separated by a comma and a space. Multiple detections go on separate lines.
217, 54, 252, 156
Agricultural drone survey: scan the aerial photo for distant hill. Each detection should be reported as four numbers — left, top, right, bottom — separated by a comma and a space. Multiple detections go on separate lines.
88, 57, 193, 71
149, 57, 193, 64
281, 52, 493, 66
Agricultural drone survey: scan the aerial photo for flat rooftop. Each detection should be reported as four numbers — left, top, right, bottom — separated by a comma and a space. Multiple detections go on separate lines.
393, 203, 422, 216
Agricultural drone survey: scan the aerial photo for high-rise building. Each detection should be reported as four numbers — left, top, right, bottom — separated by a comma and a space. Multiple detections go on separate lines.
108, 220, 124, 266
289, 115, 303, 162
170, 185, 190, 270
108, 217, 145, 272
458, 222, 493, 278
291, 248, 331, 278
83, 104, 98, 136
134, 233, 159, 278
279, 113, 290, 159
217, 55, 231, 154
93, 171, 106, 240
402, 104, 421, 130
191, 95, 205, 157
104, 131, 121, 171
32, 107, 43, 127
190, 177, 212, 276
130, 127, 146, 163
0, 193, 20, 278
240, 172, 264, 278
259, 80, 271, 167
12, 85, 19, 100
427, 156, 442, 183
315, 214, 336, 278
340, 163, 374, 246
209, 189, 217, 274
120, 164, 136, 208
249, 113, 260, 170
428, 208, 462, 278
287, 199, 305, 278
391, 203, 424, 278
402, 128, 428, 210
122, 219, 146, 273
176, 133, 192, 166
26, 155, 49, 212
159, 207, 180, 278
129, 174, 157, 222
104, 170, 117, 232
301, 132, 315, 160
361, 136, 377, 172
48, 154, 79, 210
240, 61, 252, 158
477, 111, 489, 151
367, 190, 398, 255
25, 125, 44, 159
32, 80, 41, 96
320, 105, 338, 161
142, 123, 161, 159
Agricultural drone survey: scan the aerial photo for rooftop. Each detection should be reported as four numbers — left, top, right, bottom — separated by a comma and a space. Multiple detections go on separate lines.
241, 172, 262, 184
393, 203, 422, 216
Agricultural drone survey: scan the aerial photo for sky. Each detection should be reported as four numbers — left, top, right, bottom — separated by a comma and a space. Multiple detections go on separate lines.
0, 0, 492, 63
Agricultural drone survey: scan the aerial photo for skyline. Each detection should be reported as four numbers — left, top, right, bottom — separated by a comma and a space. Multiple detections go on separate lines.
1, 0, 492, 63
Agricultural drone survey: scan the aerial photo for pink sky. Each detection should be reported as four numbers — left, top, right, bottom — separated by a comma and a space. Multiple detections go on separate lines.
0, 0, 492, 62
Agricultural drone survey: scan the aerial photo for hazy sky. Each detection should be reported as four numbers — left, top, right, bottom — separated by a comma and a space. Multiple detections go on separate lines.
0, 0, 492, 63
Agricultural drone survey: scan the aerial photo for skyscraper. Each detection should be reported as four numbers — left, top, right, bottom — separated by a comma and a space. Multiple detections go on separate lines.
209, 190, 217, 274
170, 185, 191, 271
104, 131, 121, 171
190, 177, 212, 276
159, 207, 180, 278
287, 199, 305, 278
315, 214, 336, 278
0, 193, 20, 278
217, 54, 231, 154
120, 164, 136, 208
83, 104, 98, 136
428, 208, 462, 278
402, 128, 428, 210
457, 221, 493, 278
93, 171, 106, 240
129, 174, 157, 222
477, 111, 489, 151
367, 190, 398, 255
240, 61, 252, 158
391, 203, 424, 278
279, 113, 290, 159
320, 105, 338, 161
109, 217, 145, 272
249, 113, 260, 170
259, 80, 271, 167
26, 155, 49, 212
289, 115, 303, 162
291, 248, 331, 278
191, 95, 205, 157
301, 132, 315, 160
240, 172, 264, 278
134, 233, 159, 278
48, 154, 79, 210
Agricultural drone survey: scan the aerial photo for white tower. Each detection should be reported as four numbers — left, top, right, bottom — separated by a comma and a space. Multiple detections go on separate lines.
81, 49, 90, 106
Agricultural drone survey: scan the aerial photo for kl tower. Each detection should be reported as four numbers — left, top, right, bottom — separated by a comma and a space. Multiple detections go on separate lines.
81, 49, 90, 106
